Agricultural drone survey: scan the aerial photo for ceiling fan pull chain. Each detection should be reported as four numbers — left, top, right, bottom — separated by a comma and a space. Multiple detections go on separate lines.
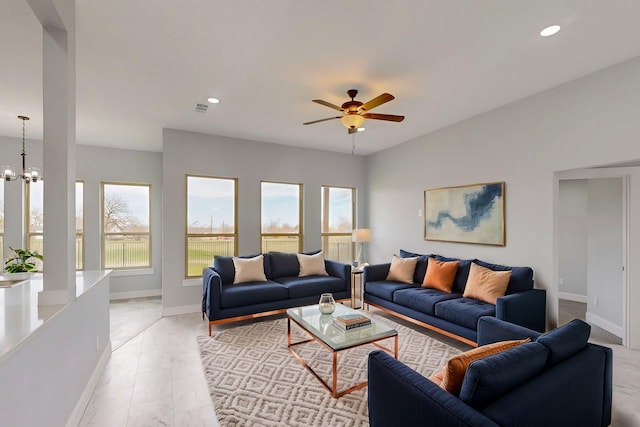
352, 133, 356, 155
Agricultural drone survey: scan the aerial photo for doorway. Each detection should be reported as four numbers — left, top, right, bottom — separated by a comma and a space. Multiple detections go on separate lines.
557, 175, 627, 346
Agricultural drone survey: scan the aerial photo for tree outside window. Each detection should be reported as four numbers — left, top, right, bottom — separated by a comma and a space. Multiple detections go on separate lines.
186, 175, 237, 277
261, 181, 302, 253
102, 183, 151, 269
321, 186, 355, 263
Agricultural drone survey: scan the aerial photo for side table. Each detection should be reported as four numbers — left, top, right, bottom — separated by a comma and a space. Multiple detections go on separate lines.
351, 267, 364, 309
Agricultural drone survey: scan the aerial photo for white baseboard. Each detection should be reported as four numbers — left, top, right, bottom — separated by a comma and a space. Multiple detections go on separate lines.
110, 289, 162, 300
162, 303, 201, 317
66, 341, 112, 427
558, 292, 588, 303
586, 312, 624, 338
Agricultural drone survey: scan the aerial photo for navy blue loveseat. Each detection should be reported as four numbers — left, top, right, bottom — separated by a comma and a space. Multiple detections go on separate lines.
363, 250, 546, 345
202, 252, 351, 334
368, 317, 612, 427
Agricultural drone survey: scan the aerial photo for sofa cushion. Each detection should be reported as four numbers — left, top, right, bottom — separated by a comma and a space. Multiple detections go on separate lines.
220, 280, 288, 308
459, 341, 549, 408
277, 275, 345, 299
462, 262, 511, 304
435, 298, 496, 330
214, 254, 272, 285
365, 280, 415, 301
386, 255, 419, 284
537, 319, 591, 367
440, 338, 530, 395
422, 257, 459, 293
399, 249, 431, 283
434, 255, 475, 293
474, 259, 534, 294
393, 287, 461, 316
297, 251, 328, 277
232, 255, 267, 284
269, 252, 300, 278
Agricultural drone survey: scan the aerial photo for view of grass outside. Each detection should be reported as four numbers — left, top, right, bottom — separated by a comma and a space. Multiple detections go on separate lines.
23, 181, 85, 270
321, 186, 355, 263
102, 183, 151, 269
186, 176, 237, 277
261, 181, 302, 253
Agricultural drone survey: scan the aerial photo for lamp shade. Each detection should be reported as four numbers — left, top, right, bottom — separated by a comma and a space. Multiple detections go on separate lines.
341, 114, 365, 129
352, 228, 372, 243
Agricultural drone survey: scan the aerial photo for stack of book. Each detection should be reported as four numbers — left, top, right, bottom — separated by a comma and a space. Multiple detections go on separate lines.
332, 313, 372, 331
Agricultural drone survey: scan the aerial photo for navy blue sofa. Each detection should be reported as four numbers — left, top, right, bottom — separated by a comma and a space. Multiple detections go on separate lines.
202, 252, 351, 334
368, 317, 613, 427
363, 250, 546, 345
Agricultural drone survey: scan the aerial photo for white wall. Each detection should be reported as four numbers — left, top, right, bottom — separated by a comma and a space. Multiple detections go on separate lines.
76, 145, 163, 297
366, 56, 640, 348
586, 178, 623, 331
558, 179, 588, 299
161, 129, 367, 313
0, 140, 162, 297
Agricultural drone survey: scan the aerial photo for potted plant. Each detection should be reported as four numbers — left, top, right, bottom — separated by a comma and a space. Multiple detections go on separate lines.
4, 247, 43, 274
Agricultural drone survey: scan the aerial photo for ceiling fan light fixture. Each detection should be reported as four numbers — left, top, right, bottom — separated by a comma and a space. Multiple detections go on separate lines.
341, 114, 365, 129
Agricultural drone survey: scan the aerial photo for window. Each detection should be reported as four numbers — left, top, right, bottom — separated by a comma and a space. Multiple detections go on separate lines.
76, 181, 84, 270
321, 186, 355, 263
25, 181, 85, 270
186, 175, 237, 277
102, 182, 151, 269
261, 181, 302, 253
26, 180, 44, 255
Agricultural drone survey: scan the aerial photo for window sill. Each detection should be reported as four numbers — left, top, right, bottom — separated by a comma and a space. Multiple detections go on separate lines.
109, 268, 154, 277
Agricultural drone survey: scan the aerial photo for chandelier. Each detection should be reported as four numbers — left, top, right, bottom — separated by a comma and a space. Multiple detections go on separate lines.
3, 115, 41, 183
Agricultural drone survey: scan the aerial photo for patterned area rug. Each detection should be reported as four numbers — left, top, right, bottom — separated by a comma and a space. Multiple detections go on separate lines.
197, 314, 462, 427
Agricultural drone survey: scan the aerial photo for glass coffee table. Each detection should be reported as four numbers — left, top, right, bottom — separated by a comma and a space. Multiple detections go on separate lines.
287, 303, 398, 398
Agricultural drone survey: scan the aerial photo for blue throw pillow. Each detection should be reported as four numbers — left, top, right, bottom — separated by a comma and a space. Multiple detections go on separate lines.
459, 342, 549, 409
269, 252, 300, 278
536, 319, 591, 367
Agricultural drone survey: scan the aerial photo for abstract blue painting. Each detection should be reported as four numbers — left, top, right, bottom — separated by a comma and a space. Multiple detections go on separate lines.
424, 182, 505, 245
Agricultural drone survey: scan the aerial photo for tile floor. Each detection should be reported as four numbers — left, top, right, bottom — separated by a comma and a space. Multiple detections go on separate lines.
79, 298, 640, 426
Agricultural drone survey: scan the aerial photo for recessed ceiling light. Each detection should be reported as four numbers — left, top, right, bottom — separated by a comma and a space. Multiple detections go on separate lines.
540, 25, 561, 37
357, 127, 365, 132
207, 97, 220, 104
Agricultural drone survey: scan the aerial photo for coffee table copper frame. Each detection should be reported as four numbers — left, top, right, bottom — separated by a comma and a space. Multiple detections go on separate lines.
287, 310, 398, 398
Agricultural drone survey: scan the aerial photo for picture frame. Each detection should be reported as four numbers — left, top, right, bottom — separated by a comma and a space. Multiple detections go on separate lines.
424, 181, 505, 246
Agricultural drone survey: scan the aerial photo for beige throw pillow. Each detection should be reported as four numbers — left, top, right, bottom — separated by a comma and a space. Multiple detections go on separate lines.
297, 251, 329, 277
386, 255, 419, 284
463, 262, 512, 304
232, 255, 267, 284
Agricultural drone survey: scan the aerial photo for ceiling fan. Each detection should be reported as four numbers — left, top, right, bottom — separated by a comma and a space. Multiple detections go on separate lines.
303, 89, 405, 134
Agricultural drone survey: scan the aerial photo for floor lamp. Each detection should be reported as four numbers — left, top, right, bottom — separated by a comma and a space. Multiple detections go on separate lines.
352, 229, 372, 267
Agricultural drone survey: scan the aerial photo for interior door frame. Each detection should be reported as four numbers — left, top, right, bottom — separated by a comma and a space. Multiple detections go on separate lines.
554, 168, 629, 346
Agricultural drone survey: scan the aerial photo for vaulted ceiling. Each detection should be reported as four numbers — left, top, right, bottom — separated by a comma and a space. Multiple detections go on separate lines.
3, 1, 640, 155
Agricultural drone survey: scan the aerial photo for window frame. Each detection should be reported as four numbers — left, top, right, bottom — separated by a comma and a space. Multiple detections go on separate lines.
75, 180, 85, 270
321, 185, 356, 263
185, 174, 238, 278
260, 180, 303, 253
101, 181, 152, 270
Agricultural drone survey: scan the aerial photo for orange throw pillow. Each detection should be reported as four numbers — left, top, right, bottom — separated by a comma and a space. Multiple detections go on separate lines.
440, 338, 530, 395
422, 257, 459, 293
463, 262, 512, 304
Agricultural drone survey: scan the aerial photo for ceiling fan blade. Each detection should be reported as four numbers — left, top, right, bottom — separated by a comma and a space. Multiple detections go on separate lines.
348, 127, 358, 135
303, 116, 342, 125
359, 93, 395, 112
362, 113, 405, 122
312, 99, 344, 111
